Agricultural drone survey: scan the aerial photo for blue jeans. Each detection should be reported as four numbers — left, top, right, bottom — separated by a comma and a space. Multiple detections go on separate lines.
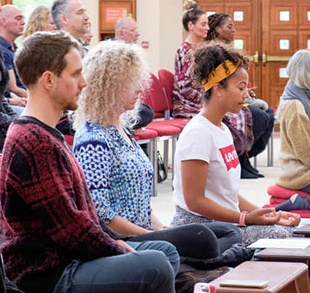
53, 240, 178, 293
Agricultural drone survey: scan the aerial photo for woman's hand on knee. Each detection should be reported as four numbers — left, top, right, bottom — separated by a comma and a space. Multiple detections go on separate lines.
277, 211, 301, 226
246, 208, 300, 226
246, 208, 280, 225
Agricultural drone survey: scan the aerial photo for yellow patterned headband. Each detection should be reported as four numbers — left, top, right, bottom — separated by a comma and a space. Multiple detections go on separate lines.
202, 60, 241, 92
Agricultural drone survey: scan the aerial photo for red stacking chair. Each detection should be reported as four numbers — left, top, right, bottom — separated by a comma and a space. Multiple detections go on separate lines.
144, 74, 183, 175
147, 73, 188, 129
141, 84, 164, 119
158, 69, 190, 127
158, 69, 174, 115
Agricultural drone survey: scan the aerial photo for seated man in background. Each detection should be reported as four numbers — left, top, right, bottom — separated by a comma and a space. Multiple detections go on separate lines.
0, 5, 27, 110
0, 3, 18, 152
115, 17, 140, 44
0, 50, 17, 152
115, 16, 154, 141
51, 0, 90, 58
0, 30, 179, 293
51, 0, 91, 134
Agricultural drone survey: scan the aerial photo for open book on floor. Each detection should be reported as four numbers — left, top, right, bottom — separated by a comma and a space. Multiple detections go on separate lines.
248, 238, 310, 249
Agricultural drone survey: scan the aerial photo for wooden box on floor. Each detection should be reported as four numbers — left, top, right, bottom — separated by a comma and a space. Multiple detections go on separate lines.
210, 261, 310, 293
255, 248, 310, 265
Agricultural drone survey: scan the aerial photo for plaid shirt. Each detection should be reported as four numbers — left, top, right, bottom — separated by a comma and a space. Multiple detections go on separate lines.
0, 116, 128, 293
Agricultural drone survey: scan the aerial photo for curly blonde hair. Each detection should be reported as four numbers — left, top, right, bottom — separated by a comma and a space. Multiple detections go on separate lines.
23, 6, 52, 39
74, 40, 150, 129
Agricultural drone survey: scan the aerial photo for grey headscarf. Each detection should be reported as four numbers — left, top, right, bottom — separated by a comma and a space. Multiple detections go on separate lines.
280, 79, 310, 120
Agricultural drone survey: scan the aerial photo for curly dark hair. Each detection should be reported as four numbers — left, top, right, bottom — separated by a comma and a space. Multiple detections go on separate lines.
182, 0, 205, 31
192, 43, 249, 101
205, 13, 230, 42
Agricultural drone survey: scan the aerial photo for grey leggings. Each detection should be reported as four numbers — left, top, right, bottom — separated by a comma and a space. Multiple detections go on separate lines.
171, 205, 295, 247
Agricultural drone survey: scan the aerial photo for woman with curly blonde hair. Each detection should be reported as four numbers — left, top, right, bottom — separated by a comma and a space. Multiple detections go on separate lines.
73, 40, 148, 130
23, 6, 57, 39
73, 40, 243, 278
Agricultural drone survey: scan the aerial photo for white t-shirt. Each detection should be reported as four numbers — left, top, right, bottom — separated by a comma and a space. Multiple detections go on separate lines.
173, 114, 241, 215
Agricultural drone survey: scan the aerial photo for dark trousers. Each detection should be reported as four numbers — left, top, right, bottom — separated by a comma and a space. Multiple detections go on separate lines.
248, 106, 274, 158
128, 222, 242, 258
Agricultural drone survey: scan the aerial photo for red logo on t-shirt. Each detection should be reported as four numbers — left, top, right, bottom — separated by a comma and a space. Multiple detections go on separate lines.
219, 145, 240, 171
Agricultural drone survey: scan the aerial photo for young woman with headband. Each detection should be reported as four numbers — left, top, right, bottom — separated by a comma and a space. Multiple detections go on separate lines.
171, 43, 300, 246
172, 0, 209, 118
206, 13, 275, 179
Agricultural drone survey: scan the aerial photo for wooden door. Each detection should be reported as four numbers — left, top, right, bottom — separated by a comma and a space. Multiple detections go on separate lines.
197, 0, 260, 101
99, 0, 136, 40
196, 0, 309, 109
262, 0, 310, 108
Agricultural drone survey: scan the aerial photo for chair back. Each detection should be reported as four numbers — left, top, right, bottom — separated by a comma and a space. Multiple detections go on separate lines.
148, 73, 169, 117
158, 69, 174, 111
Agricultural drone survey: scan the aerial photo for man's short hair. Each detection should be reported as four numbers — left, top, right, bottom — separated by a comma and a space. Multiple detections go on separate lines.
51, 0, 71, 30
115, 17, 134, 38
15, 30, 80, 87
1, 5, 16, 18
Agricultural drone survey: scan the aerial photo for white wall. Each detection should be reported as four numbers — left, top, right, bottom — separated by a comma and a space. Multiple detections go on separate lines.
84, 0, 99, 46
159, 0, 182, 72
84, 0, 183, 74
137, 0, 161, 72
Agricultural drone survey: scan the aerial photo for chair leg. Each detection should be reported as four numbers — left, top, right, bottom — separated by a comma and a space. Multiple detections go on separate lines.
163, 140, 169, 171
151, 139, 158, 197
267, 129, 274, 167
171, 136, 177, 190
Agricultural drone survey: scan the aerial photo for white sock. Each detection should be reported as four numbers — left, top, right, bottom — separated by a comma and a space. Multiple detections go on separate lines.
290, 193, 299, 203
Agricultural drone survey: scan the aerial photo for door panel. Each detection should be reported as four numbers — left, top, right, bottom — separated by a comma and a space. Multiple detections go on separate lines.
269, 3, 297, 29
261, 0, 303, 108
298, 0, 310, 50
198, 0, 257, 55
299, 31, 310, 49
200, 2, 224, 14
268, 31, 298, 56
197, 0, 308, 109
299, 0, 310, 28
197, 0, 258, 94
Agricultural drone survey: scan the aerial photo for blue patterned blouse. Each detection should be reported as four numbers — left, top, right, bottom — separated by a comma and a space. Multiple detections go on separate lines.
73, 120, 153, 230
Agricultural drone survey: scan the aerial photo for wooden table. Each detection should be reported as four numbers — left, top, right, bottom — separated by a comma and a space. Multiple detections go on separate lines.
210, 261, 310, 293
